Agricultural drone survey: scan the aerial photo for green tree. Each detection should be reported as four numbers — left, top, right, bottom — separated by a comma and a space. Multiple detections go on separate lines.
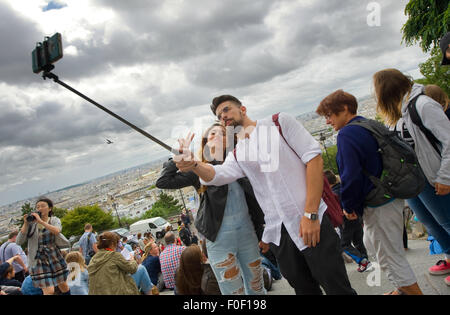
415, 46, 450, 95
52, 207, 68, 219
322, 145, 338, 175
16, 202, 34, 227
401, 0, 450, 52
375, 113, 385, 124
61, 205, 115, 238
143, 192, 182, 219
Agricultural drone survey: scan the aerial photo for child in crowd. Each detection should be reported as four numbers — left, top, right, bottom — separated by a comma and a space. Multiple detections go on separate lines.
65, 251, 89, 295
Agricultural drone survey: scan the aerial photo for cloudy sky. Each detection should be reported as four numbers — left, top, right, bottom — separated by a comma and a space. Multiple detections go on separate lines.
0, 0, 428, 206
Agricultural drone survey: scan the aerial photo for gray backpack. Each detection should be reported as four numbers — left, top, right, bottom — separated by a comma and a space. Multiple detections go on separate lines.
347, 119, 426, 207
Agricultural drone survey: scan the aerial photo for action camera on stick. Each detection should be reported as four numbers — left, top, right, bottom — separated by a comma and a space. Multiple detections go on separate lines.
32, 33, 63, 74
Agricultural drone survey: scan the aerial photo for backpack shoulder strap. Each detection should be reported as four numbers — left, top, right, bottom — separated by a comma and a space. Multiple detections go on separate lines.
407, 93, 441, 156
346, 119, 385, 137
272, 112, 285, 138
1, 242, 11, 263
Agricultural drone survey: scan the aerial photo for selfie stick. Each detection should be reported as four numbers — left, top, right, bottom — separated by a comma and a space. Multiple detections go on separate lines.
41, 69, 181, 155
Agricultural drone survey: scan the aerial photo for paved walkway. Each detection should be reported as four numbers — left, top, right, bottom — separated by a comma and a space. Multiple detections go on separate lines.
269, 239, 449, 295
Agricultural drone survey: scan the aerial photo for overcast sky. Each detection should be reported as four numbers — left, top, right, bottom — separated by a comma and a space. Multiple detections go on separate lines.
0, 0, 428, 206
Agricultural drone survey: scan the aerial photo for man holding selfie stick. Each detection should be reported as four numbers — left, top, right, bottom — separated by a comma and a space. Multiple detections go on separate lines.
175, 95, 356, 295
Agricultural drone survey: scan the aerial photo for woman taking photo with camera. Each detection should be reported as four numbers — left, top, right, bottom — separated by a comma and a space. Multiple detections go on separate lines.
16, 198, 71, 295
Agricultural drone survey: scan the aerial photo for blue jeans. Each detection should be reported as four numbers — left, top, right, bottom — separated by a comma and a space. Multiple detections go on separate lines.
407, 182, 450, 257
131, 265, 153, 294
206, 182, 266, 295
261, 255, 282, 280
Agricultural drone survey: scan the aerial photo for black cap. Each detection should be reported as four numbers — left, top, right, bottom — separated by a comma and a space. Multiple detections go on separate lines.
440, 32, 450, 66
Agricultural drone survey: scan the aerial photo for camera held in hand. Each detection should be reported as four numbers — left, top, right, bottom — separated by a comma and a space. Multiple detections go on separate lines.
26, 211, 42, 222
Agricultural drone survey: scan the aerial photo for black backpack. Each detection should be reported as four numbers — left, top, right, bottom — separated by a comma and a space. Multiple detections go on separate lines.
347, 119, 426, 207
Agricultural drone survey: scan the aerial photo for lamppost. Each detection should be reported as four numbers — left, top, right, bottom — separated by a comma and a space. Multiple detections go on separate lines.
179, 189, 187, 211
113, 202, 122, 228
320, 132, 332, 170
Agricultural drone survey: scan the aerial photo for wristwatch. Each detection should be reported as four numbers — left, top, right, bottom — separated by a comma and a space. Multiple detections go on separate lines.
304, 212, 318, 220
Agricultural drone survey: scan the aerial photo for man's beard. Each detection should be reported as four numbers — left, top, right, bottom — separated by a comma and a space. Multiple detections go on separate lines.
226, 113, 244, 127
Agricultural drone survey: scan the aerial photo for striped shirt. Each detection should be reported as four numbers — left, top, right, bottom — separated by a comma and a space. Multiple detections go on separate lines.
159, 244, 185, 289
392, 118, 415, 148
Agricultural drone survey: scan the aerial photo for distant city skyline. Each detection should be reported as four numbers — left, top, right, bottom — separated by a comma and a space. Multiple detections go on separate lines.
1, 93, 380, 208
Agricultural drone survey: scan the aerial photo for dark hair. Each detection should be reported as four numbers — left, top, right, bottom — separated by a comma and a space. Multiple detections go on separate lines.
97, 232, 120, 250
36, 197, 54, 217
210, 95, 242, 115
1, 264, 14, 278
316, 90, 358, 117
424, 84, 449, 110
324, 170, 337, 185
8, 231, 19, 240
175, 245, 203, 295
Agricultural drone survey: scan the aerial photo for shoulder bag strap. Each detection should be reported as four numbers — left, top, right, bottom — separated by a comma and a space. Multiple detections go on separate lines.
407, 93, 442, 157
86, 232, 93, 252
1, 242, 11, 263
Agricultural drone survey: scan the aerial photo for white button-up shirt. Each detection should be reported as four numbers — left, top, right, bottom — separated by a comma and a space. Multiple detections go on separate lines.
200, 112, 327, 251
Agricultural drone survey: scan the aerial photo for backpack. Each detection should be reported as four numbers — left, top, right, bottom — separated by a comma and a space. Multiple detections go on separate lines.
407, 93, 442, 157
232, 113, 344, 227
347, 118, 426, 207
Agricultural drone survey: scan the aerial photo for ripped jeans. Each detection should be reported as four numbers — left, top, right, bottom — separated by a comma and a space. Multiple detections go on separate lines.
206, 182, 266, 295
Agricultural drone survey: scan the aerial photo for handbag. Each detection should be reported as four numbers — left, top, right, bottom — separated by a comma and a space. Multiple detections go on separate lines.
50, 217, 71, 248
54, 232, 71, 249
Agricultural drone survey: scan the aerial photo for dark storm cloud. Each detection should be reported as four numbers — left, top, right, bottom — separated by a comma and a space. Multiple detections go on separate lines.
0, 0, 409, 89
47, 0, 276, 82
0, 97, 152, 148
0, 2, 43, 85
172, 0, 410, 89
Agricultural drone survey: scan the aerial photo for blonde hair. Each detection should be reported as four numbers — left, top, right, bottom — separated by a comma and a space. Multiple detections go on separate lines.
141, 241, 155, 261
65, 251, 87, 281
425, 84, 449, 111
373, 69, 413, 126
